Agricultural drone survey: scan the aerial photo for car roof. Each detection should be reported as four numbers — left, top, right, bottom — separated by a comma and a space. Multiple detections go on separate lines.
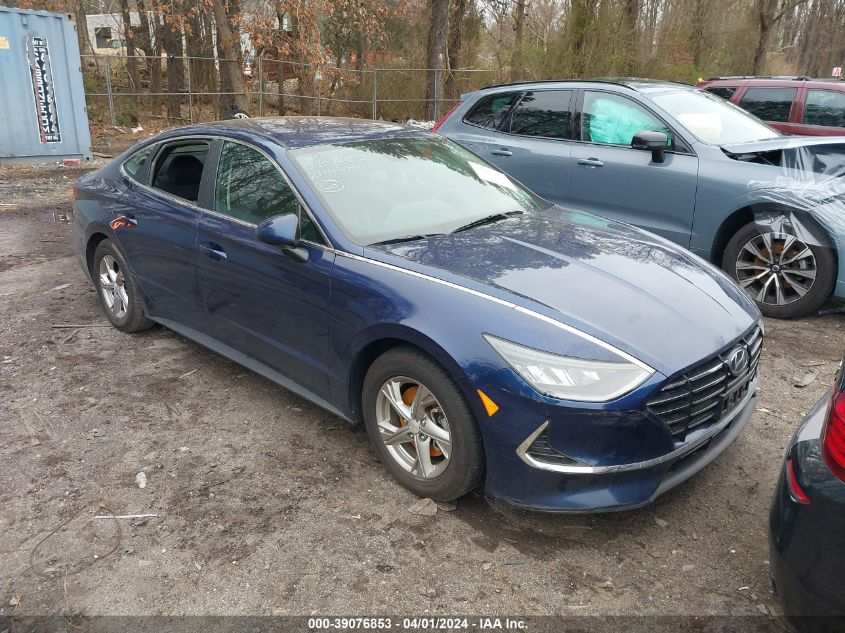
475, 77, 694, 95
152, 116, 427, 150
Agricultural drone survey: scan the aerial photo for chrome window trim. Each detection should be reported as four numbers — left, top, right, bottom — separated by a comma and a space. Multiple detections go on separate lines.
516, 379, 756, 474
118, 134, 332, 251
335, 250, 655, 374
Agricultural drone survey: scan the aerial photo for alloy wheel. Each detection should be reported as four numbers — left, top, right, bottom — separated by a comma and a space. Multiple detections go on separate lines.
375, 376, 453, 480
735, 232, 817, 307
98, 254, 129, 319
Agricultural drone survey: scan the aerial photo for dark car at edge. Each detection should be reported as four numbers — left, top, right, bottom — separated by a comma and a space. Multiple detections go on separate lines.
770, 353, 845, 629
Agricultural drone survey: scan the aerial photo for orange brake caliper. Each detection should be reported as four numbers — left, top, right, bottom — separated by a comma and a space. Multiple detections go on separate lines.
400, 386, 443, 457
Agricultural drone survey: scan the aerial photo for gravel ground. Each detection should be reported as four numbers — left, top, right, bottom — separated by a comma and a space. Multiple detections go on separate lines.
0, 162, 843, 623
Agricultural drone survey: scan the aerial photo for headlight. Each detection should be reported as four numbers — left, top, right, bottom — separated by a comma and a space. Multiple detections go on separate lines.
484, 335, 653, 402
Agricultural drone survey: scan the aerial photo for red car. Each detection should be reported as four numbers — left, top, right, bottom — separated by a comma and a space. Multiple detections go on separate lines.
697, 76, 845, 136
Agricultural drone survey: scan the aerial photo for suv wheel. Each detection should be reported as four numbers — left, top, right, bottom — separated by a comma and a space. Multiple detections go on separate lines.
722, 221, 836, 318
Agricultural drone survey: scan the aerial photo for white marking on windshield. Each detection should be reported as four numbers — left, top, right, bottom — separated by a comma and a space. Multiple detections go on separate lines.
469, 161, 517, 190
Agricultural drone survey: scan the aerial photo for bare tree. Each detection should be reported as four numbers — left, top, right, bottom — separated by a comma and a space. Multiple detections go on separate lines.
120, 0, 140, 102
511, 0, 526, 80
752, 0, 809, 74
212, 0, 250, 114
426, 0, 450, 120
445, 0, 469, 98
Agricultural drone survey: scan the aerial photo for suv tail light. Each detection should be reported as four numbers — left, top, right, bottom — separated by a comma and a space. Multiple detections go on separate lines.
822, 380, 845, 483
431, 103, 459, 132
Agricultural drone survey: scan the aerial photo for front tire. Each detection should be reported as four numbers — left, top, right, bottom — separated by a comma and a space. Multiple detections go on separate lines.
722, 221, 836, 319
362, 346, 484, 501
93, 239, 154, 332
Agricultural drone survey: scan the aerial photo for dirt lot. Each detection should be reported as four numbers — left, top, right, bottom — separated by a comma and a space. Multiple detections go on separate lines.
1, 162, 843, 624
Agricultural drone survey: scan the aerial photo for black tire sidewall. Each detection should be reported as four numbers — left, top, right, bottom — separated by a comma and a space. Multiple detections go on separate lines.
722, 221, 836, 319
93, 239, 152, 332
362, 347, 484, 501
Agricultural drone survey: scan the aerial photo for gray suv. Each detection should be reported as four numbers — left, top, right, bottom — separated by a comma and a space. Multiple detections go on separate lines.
435, 79, 845, 318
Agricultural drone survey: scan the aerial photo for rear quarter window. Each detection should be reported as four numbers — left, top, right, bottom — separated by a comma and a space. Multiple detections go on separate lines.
463, 93, 519, 130
705, 86, 737, 100
122, 145, 155, 183
803, 89, 845, 128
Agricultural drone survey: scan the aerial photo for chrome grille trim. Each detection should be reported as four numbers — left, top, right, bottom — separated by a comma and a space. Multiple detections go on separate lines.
646, 324, 762, 441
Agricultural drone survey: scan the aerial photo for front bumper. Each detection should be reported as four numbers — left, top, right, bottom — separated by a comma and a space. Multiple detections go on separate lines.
474, 368, 756, 512
769, 390, 845, 621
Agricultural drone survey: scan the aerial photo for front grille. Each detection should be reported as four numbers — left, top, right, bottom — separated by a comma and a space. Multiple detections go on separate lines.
647, 325, 762, 441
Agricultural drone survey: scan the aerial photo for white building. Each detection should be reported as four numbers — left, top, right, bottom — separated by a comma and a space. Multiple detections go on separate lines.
83, 12, 254, 58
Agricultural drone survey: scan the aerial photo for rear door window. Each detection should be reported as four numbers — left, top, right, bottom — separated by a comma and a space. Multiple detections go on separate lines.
705, 86, 738, 100
150, 141, 210, 203
507, 90, 573, 139
463, 92, 519, 130
803, 89, 845, 128
739, 87, 796, 122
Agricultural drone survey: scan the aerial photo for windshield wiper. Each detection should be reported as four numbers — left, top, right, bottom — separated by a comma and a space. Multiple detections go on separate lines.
369, 233, 446, 246
452, 210, 524, 234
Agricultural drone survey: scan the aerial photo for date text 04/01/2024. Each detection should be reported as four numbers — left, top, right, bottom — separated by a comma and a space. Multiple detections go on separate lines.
307, 617, 528, 630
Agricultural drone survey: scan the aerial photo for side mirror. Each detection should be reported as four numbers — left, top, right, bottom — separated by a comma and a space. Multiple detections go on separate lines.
257, 213, 308, 262
631, 130, 669, 164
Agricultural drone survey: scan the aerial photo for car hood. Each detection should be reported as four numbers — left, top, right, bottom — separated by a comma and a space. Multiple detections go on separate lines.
721, 136, 845, 155
366, 208, 759, 376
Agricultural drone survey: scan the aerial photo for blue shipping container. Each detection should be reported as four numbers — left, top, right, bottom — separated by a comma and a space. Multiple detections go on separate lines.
0, 7, 92, 163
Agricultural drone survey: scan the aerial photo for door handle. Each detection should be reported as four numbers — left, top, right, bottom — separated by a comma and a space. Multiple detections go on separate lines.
110, 213, 137, 230
200, 241, 228, 262
491, 148, 513, 157
577, 158, 604, 167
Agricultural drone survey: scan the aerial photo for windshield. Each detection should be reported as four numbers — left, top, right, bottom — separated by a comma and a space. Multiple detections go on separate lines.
650, 89, 780, 145
289, 136, 546, 245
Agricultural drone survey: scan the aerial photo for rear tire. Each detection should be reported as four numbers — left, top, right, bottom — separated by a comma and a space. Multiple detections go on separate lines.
93, 239, 154, 333
362, 346, 484, 501
722, 221, 835, 319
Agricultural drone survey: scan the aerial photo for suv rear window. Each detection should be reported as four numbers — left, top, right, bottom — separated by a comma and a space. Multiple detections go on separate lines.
705, 86, 737, 100
739, 87, 796, 122
803, 89, 845, 128
464, 93, 518, 130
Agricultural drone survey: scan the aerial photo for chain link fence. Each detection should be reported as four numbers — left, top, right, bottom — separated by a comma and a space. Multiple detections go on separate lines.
80, 53, 505, 128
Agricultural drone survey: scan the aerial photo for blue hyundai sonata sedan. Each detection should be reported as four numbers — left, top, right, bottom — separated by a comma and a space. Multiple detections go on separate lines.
72, 117, 762, 511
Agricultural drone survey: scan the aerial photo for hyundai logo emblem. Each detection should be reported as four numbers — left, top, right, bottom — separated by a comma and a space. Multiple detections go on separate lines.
726, 345, 749, 376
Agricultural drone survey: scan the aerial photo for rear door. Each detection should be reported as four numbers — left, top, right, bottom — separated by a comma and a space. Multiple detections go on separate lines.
447, 90, 574, 206
736, 86, 800, 134
489, 90, 575, 205
113, 137, 212, 329
794, 87, 845, 136
196, 139, 335, 398
568, 89, 699, 247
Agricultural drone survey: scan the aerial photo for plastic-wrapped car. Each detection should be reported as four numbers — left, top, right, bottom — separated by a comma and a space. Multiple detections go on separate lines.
435, 79, 845, 318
